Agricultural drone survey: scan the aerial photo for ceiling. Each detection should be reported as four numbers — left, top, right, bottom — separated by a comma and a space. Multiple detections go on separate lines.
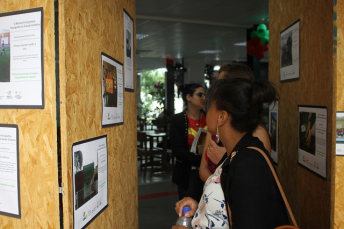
135, 0, 269, 71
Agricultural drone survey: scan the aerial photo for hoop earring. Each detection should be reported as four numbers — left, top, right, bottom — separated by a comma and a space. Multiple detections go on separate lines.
215, 123, 220, 143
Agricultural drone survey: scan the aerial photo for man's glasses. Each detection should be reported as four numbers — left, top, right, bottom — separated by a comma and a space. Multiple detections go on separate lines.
195, 92, 205, 98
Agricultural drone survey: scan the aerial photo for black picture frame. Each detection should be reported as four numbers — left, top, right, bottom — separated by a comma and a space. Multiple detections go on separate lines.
0, 123, 21, 218
0, 7, 44, 109
280, 19, 300, 82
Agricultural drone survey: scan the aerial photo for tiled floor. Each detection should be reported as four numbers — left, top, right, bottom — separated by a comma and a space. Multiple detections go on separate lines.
138, 161, 179, 229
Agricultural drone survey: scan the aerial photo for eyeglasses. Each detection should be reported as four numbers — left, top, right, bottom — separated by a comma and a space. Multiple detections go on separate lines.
195, 92, 205, 98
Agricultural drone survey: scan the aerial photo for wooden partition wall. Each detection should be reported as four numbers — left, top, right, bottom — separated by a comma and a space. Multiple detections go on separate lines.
58, 0, 137, 228
269, 1, 334, 228
334, 1, 344, 228
0, 0, 137, 228
0, 1, 60, 228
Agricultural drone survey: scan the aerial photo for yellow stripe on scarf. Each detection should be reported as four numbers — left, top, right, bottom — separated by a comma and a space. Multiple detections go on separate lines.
188, 126, 207, 137
188, 127, 198, 137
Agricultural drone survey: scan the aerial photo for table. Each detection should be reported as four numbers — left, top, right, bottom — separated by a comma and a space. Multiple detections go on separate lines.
137, 130, 170, 173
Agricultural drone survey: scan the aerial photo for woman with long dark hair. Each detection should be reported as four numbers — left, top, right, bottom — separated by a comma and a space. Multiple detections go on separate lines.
173, 78, 289, 229
170, 83, 206, 201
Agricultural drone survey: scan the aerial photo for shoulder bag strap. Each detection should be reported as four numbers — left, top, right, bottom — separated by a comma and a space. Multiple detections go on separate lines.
247, 147, 298, 228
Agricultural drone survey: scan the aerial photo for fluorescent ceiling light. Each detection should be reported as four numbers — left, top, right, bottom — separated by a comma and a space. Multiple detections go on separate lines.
233, 42, 246, 46
198, 50, 222, 54
136, 34, 149, 40
213, 65, 221, 71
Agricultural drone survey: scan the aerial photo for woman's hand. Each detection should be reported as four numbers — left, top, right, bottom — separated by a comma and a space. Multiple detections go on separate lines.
199, 133, 213, 182
207, 139, 226, 165
175, 197, 198, 217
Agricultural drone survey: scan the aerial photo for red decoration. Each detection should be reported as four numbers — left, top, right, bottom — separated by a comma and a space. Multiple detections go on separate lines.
165, 54, 174, 66
247, 37, 269, 59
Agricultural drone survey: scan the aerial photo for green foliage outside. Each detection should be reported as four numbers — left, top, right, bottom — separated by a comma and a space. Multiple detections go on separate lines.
138, 68, 166, 119
0, 47, 10, 82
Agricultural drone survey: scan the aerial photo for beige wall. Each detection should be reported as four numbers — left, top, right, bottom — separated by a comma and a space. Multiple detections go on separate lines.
334, 0, 344, 228
0, 0, 137, 228
0, 2, 59, 228
58, 0, 137, 228
269, 0, 334, 228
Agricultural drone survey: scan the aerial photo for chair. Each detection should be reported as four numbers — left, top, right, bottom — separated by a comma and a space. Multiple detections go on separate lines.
166, 148, 175, 167
146, 133, 167, 173
137, 131, 168, 177
137, 116, 147, 131
137, 132, 148, 177
157, 137, 174, 170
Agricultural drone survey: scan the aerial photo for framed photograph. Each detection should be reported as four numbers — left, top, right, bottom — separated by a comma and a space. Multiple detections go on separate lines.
101, 52, 124, 127
123, 9, 134, 92
0, 124, 20, 218
0, 7, 44, 108
298, 105, 327, 178
72, 135, 108, 229
336, 112, 344, 156
269, 101, 278, 164
280, 19, 300, 82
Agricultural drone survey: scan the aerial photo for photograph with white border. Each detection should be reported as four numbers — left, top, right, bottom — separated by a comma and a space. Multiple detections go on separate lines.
101, 52, 124, 127
269, 101, 278, 163
336, 112, 344, 156
0, 124, 20, 218
123, 9, 134, 92
0, 8, 44, 108
280, 20, 300, 82
298, 106, 327, 178
72, 135, 108, 229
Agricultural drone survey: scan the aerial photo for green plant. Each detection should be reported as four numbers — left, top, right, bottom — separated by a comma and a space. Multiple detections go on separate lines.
139, 69, 166, 118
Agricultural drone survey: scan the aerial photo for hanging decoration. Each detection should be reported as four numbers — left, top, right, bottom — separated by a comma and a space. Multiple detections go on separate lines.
247, 24, 269, 59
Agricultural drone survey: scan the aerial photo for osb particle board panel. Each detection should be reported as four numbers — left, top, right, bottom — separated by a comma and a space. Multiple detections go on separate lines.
0, 1, 60, 229
58, 0, 137, 228
269, 0, 334, 228
334, 0, 344, 228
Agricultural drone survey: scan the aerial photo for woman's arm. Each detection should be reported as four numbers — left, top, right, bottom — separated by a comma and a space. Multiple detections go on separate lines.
199, 133, 213, 182
170, 114, 202, 167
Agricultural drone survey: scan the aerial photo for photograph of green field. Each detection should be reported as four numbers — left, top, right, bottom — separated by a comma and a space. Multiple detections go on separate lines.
0, 46, 10, 82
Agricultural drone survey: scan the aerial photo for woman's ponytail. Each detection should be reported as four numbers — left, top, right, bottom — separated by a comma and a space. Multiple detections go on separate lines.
251, 80, 278, 107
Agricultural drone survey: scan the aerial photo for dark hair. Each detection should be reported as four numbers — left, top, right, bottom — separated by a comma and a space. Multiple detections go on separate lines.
219, 63, 255, 81
206, 78, 278, 133
178, 83, 203, 103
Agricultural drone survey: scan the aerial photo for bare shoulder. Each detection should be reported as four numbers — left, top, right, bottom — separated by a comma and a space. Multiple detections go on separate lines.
254, 125, 268, 136
253, 125, 271, 153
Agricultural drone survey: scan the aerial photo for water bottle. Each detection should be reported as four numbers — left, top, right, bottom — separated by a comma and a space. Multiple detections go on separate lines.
175, 206, 193, 228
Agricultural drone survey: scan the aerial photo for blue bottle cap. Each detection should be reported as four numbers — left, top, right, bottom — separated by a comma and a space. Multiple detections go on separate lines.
182, 206, 191, 213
